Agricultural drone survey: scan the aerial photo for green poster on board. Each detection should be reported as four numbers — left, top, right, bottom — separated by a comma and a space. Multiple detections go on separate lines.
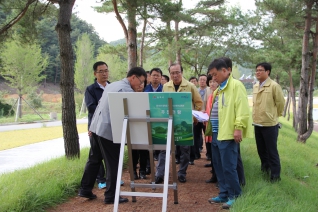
148, 92, 193, 146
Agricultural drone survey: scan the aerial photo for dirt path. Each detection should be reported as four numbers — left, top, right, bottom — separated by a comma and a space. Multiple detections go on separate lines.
48, 148, 223, 212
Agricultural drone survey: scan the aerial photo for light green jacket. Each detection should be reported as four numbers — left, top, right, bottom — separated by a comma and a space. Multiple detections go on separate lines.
205, 74, 253, 140
252, 77, 285, 126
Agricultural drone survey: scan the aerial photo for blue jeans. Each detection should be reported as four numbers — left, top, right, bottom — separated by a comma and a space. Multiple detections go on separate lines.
212, 132, 241, 199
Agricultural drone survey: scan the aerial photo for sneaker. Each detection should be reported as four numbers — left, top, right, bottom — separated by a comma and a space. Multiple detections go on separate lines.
208, 196, 227, 203
98, 182, 106, 189
222, 199, 235, 209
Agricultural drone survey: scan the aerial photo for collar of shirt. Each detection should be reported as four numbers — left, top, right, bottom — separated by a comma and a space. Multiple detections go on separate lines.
97, 81, 107, 90
259, 77, 269, 89
151, 83, 160, 92
219, 78, 228, 91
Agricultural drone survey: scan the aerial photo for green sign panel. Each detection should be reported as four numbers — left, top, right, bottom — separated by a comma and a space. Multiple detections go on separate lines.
148, 92, 193, 146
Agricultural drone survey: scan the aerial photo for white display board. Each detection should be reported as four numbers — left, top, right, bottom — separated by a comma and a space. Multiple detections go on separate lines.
108, 92, 150, 144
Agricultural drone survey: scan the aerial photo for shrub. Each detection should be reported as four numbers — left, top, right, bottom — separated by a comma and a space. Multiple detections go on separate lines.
26, 88, 43, 109
0, 101, 14, 117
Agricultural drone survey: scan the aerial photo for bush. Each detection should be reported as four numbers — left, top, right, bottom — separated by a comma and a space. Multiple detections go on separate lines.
0, 101, 14, 117
26, 89, 43, 109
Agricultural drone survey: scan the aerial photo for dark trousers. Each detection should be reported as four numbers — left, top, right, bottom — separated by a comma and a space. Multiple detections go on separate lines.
237, 144, 245, 185
206, 142, 211, 159
132, 149, 148, 172
175, 145, 181, 160
89, 136, 106, 183
80, 133, 121, 201
254, 125, 281, 177
190, 122, 203, 161
212, 133, 241, 199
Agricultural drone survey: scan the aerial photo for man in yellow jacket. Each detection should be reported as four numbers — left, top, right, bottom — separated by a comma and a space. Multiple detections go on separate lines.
207, 58, 252, 209
155, 63, 202, 184
253, 62, 285, 182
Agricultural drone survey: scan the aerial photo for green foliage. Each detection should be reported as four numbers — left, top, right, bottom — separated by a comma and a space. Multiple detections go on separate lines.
0, 38, 48, 95
74, 33, 95, 93
26, 88, 43, 109
96, 48, 127, 82
0, 101, 14, 117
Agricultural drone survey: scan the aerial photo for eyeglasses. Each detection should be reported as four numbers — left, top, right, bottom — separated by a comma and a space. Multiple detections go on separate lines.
96, 70, 109, 74
151, 74, 161, 78
136, 75, 144, 86
170, 71, 181, 76
255, 69, 265, 73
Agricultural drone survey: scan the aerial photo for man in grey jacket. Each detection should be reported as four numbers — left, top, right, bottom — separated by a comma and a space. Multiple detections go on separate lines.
78, 67, 147, 204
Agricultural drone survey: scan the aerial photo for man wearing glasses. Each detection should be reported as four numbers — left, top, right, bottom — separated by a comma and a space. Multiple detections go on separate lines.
253, 62, 285, 182
155, 63, 202, 184
78, 67, 147, 205
82, 61, 110, 190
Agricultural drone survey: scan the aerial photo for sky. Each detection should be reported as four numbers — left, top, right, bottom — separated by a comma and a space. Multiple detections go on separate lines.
73, 0, 256, 43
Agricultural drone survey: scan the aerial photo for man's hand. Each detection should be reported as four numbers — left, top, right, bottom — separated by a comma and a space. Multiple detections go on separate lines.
193, 117, 198, 125
88, 131, 92, 137
234, 129, 242, 143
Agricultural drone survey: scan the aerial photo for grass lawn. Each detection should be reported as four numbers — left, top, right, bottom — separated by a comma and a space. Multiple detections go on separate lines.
0, 124, 88, 151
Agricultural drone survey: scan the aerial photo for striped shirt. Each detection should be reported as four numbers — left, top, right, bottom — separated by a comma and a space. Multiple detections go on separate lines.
210, 95, 219, 133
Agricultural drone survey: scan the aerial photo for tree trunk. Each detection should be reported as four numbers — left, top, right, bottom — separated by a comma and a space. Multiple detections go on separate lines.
288, 70, 297, 130
139, 6, 147, 67
287, 91, 291, 121
175, 20, 181, 66
55, 0, 80, 159
297, 1, 313, 142
299, 17, 318, 142
283, 88, 290, 117
127, 0, 137, 70
79, 96, 86, 115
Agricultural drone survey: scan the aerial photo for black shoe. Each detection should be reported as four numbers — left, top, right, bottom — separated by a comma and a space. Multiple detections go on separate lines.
175, 159, 180, 164
205, 177, 217, 183
139, 171, 147, 179
104, 196, 129, 204
155, 176, 164, 184
134, 171, 139, 180
178, 176, 186, 183
78, 190, 97, 199
145, 167, 151, 175
189, 161, 194, 165
154, 156, 158, 161
204, 163, 212, 167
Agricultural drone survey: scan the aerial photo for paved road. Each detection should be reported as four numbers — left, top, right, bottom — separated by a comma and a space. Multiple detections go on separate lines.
0, 133, 90, 174
0, 119, 90, 174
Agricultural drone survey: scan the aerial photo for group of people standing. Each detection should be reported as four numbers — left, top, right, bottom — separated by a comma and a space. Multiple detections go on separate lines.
77, 57, 285, 209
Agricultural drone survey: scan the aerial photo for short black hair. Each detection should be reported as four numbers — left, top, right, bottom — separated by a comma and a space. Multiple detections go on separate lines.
168, 63, 183, 73
189, 76, 198, 81
162, 75, 169, 82
199, 74, 207, 79
150, 68, 163, 76
208, 58, 228, 72
93, 61, 108, 71
219, 57, 232, 69
206, 74, 212, 86
256, 62, 272, 76
126, 67, 147, 78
